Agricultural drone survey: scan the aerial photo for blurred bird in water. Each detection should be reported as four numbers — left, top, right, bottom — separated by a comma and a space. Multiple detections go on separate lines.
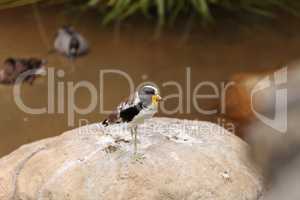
102, 85, 162, 160
0, 57, 46, 85
54, 25, 89, 59
245, 64, 300, 200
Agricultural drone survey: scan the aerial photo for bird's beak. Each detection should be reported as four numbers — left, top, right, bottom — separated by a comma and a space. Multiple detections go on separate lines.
157, 95, 163, 102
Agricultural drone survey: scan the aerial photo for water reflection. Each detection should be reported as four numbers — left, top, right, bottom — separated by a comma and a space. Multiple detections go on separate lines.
1, 5, 300, 156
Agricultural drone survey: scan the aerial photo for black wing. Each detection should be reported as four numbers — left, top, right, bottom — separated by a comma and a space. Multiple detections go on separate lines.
119, 103, 143, 122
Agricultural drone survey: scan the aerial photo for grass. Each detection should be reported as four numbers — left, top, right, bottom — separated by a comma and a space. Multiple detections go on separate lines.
1, 0, 300, 25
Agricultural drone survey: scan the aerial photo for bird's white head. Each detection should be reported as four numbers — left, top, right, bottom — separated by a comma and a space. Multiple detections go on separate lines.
138, 85, 162, 108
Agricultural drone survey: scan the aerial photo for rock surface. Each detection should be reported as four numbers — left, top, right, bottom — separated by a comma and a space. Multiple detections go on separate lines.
0, 118, 263, 200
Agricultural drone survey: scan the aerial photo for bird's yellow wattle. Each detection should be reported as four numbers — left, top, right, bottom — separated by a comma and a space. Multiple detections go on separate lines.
152, 95, 162, 106
152, 95, 159, 105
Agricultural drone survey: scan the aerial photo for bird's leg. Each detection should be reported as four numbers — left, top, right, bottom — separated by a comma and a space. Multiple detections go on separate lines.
133, 126, 138, 155
130, 126, 137, 154
69, 59, 75, 73
130, 127, 134, 140
131, 126, 145, 163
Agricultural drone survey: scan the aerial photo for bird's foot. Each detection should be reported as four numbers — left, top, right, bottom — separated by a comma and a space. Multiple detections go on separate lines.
131, 152, 146, 164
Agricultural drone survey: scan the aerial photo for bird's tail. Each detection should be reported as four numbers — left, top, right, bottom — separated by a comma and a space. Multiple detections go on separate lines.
102, 119, 109, 127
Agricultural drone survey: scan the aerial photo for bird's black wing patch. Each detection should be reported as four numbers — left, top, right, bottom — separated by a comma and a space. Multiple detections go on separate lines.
69, 36, 80, 54
120, 103, 143, 122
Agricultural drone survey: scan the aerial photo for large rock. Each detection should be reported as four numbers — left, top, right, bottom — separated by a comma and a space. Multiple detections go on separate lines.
0, 118, 263, 200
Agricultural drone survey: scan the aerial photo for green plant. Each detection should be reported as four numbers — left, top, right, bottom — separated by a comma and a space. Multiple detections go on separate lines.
0, 0, 42, 8
1, 0, 300, 25
91, 0, 300, 24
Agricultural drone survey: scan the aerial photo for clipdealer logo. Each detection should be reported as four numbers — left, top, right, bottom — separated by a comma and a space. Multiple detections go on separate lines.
250, 67, 288, 133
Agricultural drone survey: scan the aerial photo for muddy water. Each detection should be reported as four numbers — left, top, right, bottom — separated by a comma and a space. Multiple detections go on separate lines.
1, 5, 300, 157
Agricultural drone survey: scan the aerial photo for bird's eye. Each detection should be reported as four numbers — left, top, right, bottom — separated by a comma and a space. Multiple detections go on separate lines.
144, 90, 155, 95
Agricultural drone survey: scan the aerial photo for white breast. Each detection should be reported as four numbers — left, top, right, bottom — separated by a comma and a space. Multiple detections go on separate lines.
75, 33, 89, 54
54, 31, 88, 56
129, 107, 157, 126
54, 31, 70, 54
